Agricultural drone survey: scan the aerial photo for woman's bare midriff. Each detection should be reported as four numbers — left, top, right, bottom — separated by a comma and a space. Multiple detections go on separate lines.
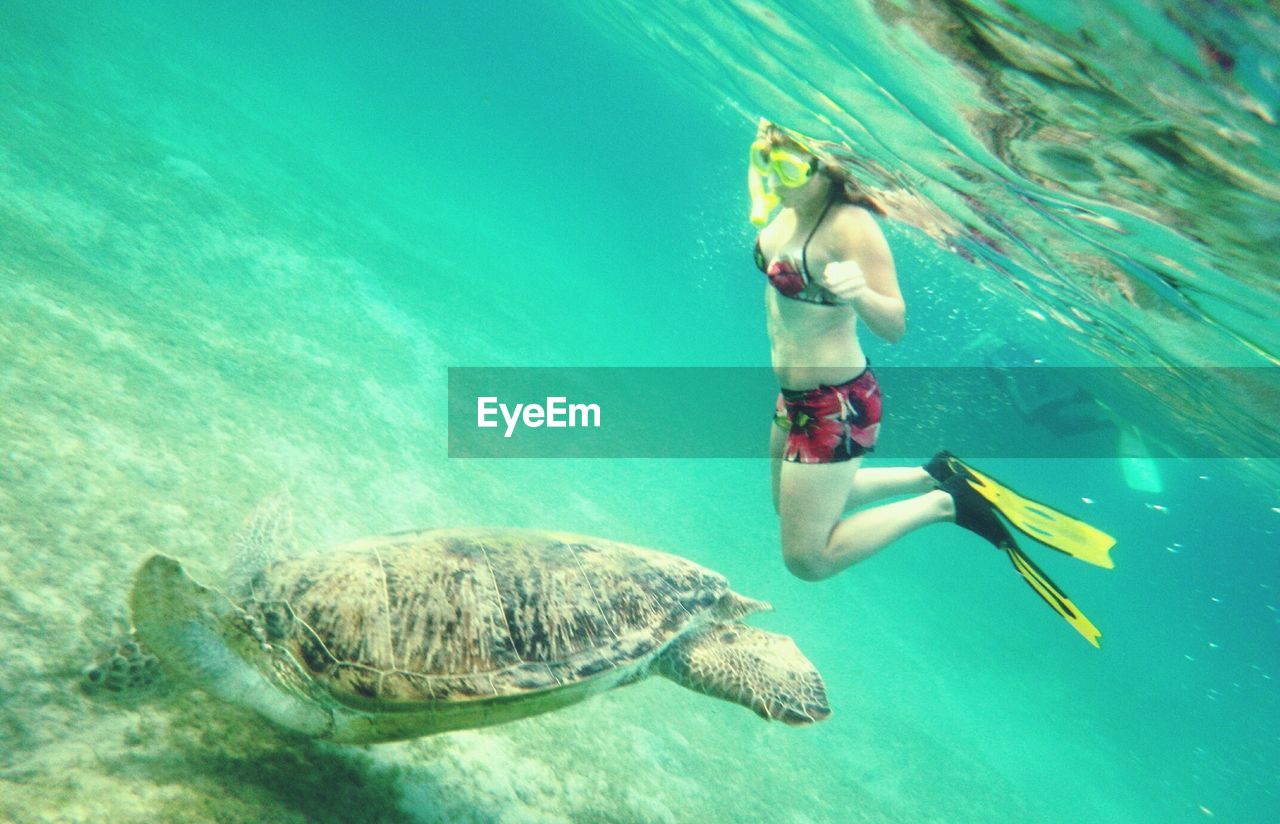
766, 288, 867, 390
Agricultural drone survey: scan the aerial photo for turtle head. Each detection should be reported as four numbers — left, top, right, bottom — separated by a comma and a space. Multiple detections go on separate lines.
130, 555, 260, 673
129, 554, 333, 737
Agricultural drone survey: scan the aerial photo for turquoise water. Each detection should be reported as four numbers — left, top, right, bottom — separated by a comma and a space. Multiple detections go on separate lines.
1, 1, 1277, 822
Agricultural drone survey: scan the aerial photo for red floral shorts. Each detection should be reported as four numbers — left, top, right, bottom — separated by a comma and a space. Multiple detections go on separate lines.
774, 368, 882, 464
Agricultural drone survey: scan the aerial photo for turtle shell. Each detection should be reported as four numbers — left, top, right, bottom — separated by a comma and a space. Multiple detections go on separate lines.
244, 528, 728, 708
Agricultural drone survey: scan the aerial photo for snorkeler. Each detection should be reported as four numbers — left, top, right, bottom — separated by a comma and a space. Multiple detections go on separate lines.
750, 119, 1114, 646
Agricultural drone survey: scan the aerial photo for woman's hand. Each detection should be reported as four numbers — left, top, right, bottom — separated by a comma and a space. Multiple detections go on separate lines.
820, 260, 870, 304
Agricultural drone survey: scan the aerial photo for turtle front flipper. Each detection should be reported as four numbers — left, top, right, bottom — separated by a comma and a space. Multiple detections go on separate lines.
653, 622, 831, 726
81, 633, 165, 698
130, 554, 333, 738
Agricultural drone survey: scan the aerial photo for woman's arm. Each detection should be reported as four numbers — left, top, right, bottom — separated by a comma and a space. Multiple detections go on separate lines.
822, 209, 906, 342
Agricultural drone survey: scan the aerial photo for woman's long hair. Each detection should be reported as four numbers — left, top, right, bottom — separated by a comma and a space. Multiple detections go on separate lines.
815, 153, 886, 217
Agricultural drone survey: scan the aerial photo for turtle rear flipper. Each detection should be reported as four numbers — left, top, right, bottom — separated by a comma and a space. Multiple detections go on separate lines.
653, 622, 831, 726
226, 489, 297, 597
130, 554, 332, 737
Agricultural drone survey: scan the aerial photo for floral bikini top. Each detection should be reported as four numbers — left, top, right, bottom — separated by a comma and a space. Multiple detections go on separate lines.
753, 196, 839, 306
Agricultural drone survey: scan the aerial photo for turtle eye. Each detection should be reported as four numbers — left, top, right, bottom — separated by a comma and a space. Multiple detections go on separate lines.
262, 605, 288, 639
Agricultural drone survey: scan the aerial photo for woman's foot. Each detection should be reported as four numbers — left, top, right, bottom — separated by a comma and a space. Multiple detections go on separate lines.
941, 473, 1014, 550
923, 450, 960, 486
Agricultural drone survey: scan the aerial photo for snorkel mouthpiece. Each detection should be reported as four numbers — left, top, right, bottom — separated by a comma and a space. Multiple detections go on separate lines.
749, 164, 780, 227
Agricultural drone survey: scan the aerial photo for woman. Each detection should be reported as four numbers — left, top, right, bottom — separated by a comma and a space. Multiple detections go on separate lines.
752, 120, 956, 582
749, 121, 1113, 648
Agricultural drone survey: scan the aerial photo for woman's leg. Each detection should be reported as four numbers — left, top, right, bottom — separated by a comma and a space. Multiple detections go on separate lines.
778, 458, 954, 582
843, 465, 936, 509
772, 412, 935, 513
770, 424, 787, 514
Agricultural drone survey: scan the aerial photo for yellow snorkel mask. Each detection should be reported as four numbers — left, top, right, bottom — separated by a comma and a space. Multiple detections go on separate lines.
748, 138, 818, 226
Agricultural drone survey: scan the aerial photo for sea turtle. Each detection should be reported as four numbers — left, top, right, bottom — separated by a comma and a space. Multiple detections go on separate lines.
123, 515, 830, 743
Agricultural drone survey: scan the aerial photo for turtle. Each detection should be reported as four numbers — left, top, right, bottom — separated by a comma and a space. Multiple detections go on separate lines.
122, 508, 831, 743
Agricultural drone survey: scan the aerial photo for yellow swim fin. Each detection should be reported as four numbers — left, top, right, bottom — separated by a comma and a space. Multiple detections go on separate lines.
928, 452, 1116, 569
1004, 542, 1102, 648
940, 471, 1104, 648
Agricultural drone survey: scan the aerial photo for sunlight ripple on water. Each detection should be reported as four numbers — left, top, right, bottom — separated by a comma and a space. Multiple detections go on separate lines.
577, 0, 1280, 481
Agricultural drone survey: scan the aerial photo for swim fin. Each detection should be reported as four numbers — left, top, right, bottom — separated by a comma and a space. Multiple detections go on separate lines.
1004, 541, 1102, 649
926, 451, 1116, 569
942, 474, 1103, 648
